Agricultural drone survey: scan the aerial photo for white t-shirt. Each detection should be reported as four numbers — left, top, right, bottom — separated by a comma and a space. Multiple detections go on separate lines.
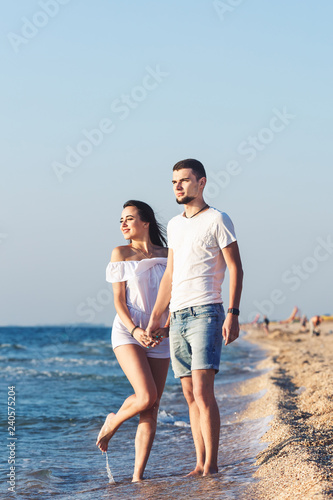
167, 207, 237, 312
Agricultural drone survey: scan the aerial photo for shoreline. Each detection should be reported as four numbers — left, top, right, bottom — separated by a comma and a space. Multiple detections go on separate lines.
238, 321, 333, 499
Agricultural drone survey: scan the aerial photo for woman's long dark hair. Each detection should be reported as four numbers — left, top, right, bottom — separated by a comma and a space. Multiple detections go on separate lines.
123, 200, 167, 247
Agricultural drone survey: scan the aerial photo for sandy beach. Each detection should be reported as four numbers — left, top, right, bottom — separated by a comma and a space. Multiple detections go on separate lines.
238, 320, 333, 499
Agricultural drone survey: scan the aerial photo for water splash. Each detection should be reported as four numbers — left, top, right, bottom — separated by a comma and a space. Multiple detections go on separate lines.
105, 452, 115, 484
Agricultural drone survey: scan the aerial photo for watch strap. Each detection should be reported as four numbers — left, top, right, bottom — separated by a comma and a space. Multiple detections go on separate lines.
227, 308, 240, 316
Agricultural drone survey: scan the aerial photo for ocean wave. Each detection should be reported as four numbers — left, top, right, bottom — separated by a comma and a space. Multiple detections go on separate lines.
30, 356, 119, 367
0, 343, 27, 350
241, 366, 257, 372
81, 340, 111, 347
2, 366, 109, 380
30, 469, 54, 479
7, 415, 103, 430
0, 355, 118, 368
157, 409, 190, 428
219, 362, 259, 375
174, 420, 191, 428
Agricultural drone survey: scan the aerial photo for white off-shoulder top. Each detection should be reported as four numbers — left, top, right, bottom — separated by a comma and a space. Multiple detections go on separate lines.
106, 258, 167, 316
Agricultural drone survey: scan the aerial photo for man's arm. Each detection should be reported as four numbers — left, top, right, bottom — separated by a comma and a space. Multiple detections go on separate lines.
221, 241, 243, 345
146, 249, 174, 338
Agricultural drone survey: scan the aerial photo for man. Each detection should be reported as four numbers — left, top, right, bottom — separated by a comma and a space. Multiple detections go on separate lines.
146, 158, 243, 476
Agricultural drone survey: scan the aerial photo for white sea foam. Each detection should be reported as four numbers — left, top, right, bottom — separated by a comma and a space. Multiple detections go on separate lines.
157, 409, 175, 423
31, 356, 118, 367
81, 341, 113, 349
157, 409, 190, 427
174, 421, 191, 428
0, 343, 27, 349
242, 366, 256, 372
2, 366, 104, 380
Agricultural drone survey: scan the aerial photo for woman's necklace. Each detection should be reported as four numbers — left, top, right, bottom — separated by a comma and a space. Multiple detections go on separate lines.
131, 245, 153, 259
184, 204, 209, 219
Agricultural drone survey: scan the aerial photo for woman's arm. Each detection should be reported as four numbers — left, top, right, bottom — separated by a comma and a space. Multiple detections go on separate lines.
110, 247, 152, 347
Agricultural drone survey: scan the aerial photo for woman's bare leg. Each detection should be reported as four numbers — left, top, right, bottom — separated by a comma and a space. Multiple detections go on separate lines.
132, 357, 169, 482
96, 345, 158, 452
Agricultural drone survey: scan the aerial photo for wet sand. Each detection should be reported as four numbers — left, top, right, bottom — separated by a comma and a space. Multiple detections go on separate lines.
239, 321, 333, 500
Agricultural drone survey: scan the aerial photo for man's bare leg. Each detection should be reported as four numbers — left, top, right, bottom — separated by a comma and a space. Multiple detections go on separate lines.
181, 376, 205, 476
192, 369, 220, 475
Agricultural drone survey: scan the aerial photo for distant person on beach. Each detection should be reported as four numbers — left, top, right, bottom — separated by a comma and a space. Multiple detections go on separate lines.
310, 315, 322, 336
146, 159, 243, 476
96, 200, 170, 482
263, 316, 270, 334
301, 315, 308, 331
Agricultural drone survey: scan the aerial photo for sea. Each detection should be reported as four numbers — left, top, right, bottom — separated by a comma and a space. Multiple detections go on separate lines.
0, 326, 270, 500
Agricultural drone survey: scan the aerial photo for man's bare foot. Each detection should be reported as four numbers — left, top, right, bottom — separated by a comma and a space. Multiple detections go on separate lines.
203, 466, 218, 476
96, 413, 116, 452
185, 465, 204, 477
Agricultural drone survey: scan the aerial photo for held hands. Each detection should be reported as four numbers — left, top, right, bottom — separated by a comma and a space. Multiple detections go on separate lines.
146, 317, 161, 339
132, 326, 168, 349
145, 317, 161, 345
131, 327, 155, 348
222, 314, 240, 346
153, 326, 169, 340
146, 327, 169, 347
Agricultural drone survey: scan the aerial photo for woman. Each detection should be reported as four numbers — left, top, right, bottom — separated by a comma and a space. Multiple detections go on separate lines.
96, 200, 170, 482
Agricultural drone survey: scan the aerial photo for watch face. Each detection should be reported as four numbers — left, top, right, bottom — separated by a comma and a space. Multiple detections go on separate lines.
228, 308, 240, 315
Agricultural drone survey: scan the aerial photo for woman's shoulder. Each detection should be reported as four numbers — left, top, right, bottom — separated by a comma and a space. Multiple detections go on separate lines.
153, 246, 168, 258
111, 245, 132, 262
111, 245, 168, 261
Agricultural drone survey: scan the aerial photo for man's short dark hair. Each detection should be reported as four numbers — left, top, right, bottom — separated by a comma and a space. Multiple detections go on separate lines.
173, 159, 206, 181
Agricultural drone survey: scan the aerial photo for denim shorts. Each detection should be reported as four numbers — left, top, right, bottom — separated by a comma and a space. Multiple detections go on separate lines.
169, 303, 225, 378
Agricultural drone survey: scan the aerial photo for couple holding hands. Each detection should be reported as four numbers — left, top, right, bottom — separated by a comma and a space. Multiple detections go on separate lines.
96, 159, 243, 482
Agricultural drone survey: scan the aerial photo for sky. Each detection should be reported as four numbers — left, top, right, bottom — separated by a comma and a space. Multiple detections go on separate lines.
1, 0, 332, 326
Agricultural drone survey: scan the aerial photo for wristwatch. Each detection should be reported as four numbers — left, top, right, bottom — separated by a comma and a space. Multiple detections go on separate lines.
227, 308, 240, 316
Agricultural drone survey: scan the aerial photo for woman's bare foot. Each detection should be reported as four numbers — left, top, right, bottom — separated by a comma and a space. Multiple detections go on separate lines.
185, 465, 204, 477
96, 413, 116, 452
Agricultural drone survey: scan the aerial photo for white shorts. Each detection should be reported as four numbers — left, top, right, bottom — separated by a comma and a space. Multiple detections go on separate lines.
111, 306, 170, 359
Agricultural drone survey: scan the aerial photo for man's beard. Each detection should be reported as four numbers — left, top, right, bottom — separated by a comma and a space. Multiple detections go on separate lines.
176, 195, 195, 205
